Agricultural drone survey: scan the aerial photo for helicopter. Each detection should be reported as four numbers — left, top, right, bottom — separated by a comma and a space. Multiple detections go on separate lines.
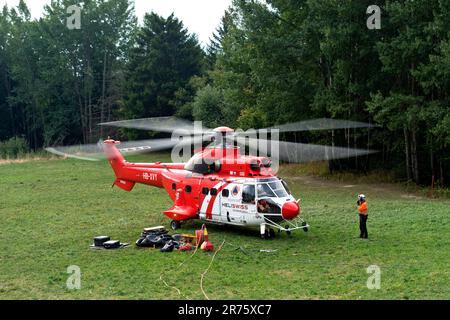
46, 117, 375, 238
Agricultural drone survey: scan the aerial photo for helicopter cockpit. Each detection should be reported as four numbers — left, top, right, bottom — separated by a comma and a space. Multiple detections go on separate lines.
256, 178, 291, 198
240, 177, 293, 216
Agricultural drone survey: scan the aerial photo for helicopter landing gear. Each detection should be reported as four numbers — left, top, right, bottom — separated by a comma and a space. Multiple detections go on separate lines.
285, 225, 292, 236
261, 229, 275, 239
302, 221, 308, 232
170, 220, 181, 231
260, 224, 275, 239
269, 228, 275, 238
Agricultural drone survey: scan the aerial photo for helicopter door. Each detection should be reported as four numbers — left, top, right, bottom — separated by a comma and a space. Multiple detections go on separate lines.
239, 184, 257, 224
209, 187, 221, 221
218, 187, 231, 223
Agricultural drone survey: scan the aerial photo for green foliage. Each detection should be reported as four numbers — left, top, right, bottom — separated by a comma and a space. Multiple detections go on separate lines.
237, 107, 268, 130
1, 0, 136, 146
0, 136, 29, 158
194, 0, 449, 185
121, 12, 204, 124
192, 85, 225, 127
0, 0, 449, 185
206, 10, 234, 68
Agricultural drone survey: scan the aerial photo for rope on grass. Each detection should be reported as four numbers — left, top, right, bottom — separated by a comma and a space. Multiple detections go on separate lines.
200, 239, 226, 300
159, 245, 200, 300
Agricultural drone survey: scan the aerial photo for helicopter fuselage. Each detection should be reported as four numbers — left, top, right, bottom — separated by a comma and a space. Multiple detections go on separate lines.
104, 138, 308, 237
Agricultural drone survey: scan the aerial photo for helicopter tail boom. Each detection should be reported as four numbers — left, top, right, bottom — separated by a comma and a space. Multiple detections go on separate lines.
103, 139, 126, 176
103, 138, 185, 191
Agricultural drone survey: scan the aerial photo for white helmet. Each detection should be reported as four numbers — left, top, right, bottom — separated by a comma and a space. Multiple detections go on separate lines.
358, 194, 366, 201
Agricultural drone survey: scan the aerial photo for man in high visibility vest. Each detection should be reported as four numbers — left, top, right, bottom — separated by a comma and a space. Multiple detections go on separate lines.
357, 194, 368, 239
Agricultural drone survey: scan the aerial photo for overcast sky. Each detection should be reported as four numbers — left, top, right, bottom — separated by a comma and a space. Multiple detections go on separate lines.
0, 0, 232, 45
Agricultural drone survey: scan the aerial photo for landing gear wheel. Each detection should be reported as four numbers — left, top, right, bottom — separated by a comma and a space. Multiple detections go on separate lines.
269, 228, 275, 238
285, 225, 291, 236
170, 220, 181, 230
261, 229, 273, 240
302, 221, 308, 232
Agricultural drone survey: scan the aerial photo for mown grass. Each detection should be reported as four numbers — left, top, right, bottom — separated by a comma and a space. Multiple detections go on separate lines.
0, 154, 449, 300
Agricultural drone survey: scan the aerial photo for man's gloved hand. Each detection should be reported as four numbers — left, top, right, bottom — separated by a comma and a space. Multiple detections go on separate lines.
357, 200, 361, 205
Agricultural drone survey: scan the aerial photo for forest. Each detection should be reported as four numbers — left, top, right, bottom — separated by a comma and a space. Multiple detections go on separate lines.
0, 0, 448, 186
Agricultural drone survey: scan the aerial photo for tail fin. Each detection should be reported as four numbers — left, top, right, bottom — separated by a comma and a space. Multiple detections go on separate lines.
103, 139, 125, 177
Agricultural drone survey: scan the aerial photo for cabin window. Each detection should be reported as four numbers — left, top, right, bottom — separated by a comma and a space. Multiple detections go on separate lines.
242, 185, 255, 203
202, 187, 209, 195
210, 188, 218, 196
185, 185, 192, 193
172, 183, 176, 191
222, 189, 229, 197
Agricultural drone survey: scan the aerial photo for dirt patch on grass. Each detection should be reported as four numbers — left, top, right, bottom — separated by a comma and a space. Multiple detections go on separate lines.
273, 270, 295, 279
284, 174, 428, 199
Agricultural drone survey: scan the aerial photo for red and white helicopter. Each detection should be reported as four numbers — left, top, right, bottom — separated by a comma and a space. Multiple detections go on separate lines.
47, 117, 374, 238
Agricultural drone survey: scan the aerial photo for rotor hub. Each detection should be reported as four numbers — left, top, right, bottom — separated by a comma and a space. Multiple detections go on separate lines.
213, 126, 234, 133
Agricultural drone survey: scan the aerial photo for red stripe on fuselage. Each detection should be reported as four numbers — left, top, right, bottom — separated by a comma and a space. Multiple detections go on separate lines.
206, 182, 230, 219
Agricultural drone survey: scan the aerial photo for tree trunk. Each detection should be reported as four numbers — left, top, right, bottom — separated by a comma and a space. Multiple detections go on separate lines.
430, 144, 434, 181
100, 50, 107, 138
354, 128, 358, 170
404, 127, 411, 181
411, 128, 419, 183
4, 71, 16, 136
328, 130, 335, 174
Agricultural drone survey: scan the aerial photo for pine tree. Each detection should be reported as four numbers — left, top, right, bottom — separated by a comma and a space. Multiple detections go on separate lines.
121, 12, 204, 125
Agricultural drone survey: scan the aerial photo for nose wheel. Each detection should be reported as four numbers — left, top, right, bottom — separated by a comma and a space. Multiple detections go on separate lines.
302, 221, 308, 232
285, 225, 292, 236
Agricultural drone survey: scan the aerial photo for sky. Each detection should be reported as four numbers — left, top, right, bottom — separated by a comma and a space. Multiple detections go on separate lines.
0, 0, 232, 45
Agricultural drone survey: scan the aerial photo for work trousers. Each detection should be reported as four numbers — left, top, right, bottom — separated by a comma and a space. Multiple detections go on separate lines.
359, 214, 368, 238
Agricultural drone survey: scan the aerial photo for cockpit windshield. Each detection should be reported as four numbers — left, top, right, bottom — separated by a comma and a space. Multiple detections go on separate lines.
256, 178, 290, 198
268, 181, 289, 197
257, 183, 276, 198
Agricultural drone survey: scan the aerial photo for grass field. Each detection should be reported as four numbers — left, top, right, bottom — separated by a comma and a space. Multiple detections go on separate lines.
0, 154, 449, 300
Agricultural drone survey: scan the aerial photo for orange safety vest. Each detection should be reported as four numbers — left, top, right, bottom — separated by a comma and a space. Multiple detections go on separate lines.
358, 202, 368, 215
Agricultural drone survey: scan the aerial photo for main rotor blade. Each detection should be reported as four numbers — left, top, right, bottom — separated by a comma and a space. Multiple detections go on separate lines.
45, 135, 209, 161
99, 117, 212, 135
236, 138, 376, 163
118, 138, 177, 153
269, 118, 375, 132
100, 117, 374, 136
45, 146, 102, 161
45, 138, 178, 161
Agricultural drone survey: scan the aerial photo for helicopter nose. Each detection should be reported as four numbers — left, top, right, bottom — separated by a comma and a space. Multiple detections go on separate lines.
281, 201, 300, 220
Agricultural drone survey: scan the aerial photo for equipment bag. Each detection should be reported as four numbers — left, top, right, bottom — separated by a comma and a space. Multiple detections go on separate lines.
103, 240, 121, 249
94, 236, 110, 247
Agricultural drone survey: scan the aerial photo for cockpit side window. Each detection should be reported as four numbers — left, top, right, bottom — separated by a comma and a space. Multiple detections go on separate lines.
257, 198, 281, 214
280, 180, 291, 195
242, 184, 255, 203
